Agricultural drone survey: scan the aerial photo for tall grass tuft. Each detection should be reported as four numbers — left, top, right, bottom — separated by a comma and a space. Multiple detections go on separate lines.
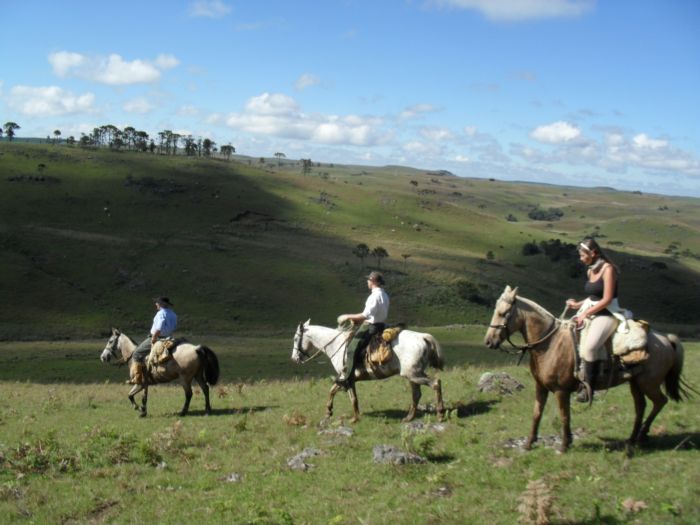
517, 478, 555, 525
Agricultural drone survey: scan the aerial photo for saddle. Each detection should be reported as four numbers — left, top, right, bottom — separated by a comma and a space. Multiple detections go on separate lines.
147, 338, 184, 367
365, 326, 403, 366
574, 318, 650, 387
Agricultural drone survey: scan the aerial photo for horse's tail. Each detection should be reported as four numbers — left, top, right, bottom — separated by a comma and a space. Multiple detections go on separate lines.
197, 345, 220, 386
424, 334, 444, 370
664, 334, 695, 402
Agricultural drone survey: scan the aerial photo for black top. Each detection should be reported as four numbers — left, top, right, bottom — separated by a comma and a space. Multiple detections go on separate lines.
584, 271, 618, 301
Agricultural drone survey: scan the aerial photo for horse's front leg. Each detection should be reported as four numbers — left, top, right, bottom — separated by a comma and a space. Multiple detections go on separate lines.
554, 389, 573, 452
348, 384, 361, 423
128, 384, 146, 416
525, 382, 549, 450
403, 382, 421, 423
326, 382, 342, 418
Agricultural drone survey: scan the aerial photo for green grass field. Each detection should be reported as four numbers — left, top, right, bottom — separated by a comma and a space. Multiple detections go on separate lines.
0, 334, 698, 524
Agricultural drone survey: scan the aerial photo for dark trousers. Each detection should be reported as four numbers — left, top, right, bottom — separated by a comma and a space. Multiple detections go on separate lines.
341, 323, 385, 380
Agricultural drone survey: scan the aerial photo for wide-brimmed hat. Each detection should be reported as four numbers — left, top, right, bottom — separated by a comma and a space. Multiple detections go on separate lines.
366, 271, 385, 285
154, 296, 174, 307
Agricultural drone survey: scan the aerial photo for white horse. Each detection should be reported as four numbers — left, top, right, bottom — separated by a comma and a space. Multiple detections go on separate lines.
100, 328, 220, 417
291, 320, 445, 422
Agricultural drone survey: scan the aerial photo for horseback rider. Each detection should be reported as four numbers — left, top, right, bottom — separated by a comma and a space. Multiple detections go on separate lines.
129, 296, 178, 385
566, 238, 621, 403
336, 271, 390, 388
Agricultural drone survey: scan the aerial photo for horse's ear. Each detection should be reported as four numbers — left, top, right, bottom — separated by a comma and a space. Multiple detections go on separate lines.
304, 319, 311, 327
511, 286, 519, 297
112, 327, 120, 335
504, 285, 512, 294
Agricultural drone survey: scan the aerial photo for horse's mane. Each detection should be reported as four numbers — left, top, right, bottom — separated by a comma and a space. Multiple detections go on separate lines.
516, 295, 556, 321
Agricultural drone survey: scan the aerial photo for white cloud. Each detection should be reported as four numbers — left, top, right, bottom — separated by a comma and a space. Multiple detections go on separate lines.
430, 0, 595, 21
400, 103, 438, 120
8, 85, 96, 116
295, 73, 320, 90
123, 97, 155, 114
47, 51, 178, 85
464, 125, 478, 137
632, 133, 667, 150
95, 54, 161, 85
530, 121, 581, 144
188, 0, 232, 18
48, 51, 86, 77
226, 92, 386, 146
455, 154, 470, 162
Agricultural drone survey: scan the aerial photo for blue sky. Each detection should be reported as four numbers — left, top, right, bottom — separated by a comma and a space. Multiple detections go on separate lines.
2, 0, 699, 197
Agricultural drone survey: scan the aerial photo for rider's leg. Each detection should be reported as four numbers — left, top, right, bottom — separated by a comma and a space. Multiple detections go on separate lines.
577, 316, 617, 402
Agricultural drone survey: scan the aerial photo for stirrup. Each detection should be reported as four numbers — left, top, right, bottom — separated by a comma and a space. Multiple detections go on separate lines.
576, 382, 593, 405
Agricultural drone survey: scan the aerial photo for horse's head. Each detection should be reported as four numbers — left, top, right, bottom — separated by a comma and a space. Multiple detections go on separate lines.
484, 285, 520, 349
291, 319, 312, 364
101, 328, 123, 363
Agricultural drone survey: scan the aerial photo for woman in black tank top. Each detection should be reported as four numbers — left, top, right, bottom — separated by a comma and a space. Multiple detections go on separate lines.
565, 237, 620, 402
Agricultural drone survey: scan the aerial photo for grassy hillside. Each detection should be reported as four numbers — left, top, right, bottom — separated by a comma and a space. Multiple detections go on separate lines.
1, 143, 699, 339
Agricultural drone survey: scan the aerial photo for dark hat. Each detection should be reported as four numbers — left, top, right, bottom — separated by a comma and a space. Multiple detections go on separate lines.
366, 271, 385, 285
154, 296, 174, 307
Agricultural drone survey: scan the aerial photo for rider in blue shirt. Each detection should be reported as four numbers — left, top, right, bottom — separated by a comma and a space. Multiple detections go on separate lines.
130, 297, 178, 384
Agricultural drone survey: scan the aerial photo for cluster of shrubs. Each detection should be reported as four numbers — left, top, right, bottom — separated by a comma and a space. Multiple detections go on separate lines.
527, 207, 564, 221
521, 239, 584, 278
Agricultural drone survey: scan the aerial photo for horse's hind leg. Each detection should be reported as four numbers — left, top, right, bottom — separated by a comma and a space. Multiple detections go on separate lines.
637, 384, 668, 443
432, 378, 445, 421
525, 382, 549, 450
179, 382, 193, 416
404, 381, 422, 422
195, 372, 212, 415
628, 381, 646, 444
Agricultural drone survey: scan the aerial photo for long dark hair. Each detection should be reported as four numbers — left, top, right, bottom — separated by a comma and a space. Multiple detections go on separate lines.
578, 237, 620, 274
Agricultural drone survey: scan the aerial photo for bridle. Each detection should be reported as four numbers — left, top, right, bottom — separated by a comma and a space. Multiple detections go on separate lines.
294, 322, 353, 364
489, 296, 562, 361
104, 333, 129, 365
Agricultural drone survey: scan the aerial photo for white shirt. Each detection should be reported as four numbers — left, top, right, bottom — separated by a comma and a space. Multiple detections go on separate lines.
362, 287, 389, 323
151, 308, 178, 337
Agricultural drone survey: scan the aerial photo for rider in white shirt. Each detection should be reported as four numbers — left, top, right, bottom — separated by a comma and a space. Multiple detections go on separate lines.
130, 296, 178, 384
336, 271, 390, 388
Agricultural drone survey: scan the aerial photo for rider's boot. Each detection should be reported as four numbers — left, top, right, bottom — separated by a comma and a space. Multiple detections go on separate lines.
576, 360, 598, 404
127, 361, 146, 385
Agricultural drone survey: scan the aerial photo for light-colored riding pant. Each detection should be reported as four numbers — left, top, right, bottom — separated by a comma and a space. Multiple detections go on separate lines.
580, 315, 618, 361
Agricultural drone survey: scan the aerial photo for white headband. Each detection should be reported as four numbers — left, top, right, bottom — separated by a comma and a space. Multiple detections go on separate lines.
578, 243, 593, 253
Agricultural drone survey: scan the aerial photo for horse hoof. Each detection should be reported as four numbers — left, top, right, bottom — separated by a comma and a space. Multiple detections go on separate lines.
139, 412, 147, 418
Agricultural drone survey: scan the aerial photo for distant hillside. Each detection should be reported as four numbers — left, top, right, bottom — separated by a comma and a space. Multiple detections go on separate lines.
1, 142, 699, 339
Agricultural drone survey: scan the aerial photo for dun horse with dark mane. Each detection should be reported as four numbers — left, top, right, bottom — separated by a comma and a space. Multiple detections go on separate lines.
484, 286, 689, 452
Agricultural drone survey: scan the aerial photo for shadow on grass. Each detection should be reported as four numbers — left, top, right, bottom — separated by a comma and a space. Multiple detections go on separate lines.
175, 405, 278, 417
577, 432, 700, 454
451, 399, 499, 418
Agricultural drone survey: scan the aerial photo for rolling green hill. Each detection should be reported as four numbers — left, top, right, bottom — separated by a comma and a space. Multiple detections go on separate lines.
1, 142, 699, 340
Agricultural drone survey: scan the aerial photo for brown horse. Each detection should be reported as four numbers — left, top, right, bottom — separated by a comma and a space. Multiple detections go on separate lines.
100, 329, 220, 417
484, 286, 689, 452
